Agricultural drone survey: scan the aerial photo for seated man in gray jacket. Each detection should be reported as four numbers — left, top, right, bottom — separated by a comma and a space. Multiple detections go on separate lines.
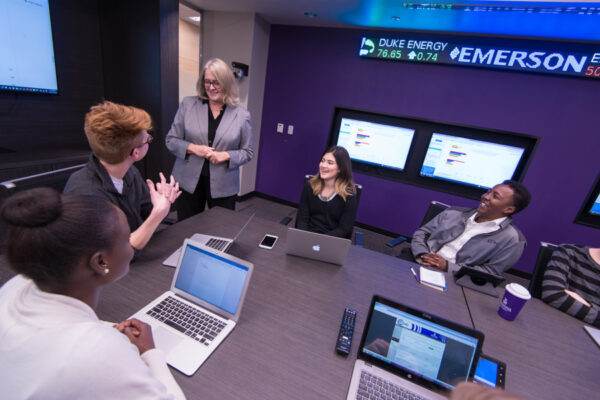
411, 180, 530, 275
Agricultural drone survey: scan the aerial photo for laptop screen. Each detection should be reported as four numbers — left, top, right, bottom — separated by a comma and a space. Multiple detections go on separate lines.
174, 243, 250, 315
360, 299, 482, 390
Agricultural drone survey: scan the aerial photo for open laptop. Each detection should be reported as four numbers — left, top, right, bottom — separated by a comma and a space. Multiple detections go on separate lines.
131, 238, 254, 376
285, 227, 351, 265
347, 295, 485, 400
163, 213, 255, 267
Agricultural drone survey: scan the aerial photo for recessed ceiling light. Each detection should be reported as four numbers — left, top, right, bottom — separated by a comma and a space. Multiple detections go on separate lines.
189, 16, 201, 22
304, 12, 317, 18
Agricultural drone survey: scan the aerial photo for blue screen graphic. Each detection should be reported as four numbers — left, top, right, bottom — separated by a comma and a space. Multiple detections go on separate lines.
174, 244, 248, 315
590, 194, 600, 215
474, 357, 498, 387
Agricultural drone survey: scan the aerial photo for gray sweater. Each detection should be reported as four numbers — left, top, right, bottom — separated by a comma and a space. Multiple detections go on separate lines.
411, 207, 526, 275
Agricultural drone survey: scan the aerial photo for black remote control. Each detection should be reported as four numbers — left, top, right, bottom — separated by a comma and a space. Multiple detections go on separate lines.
336, 307, 356, 355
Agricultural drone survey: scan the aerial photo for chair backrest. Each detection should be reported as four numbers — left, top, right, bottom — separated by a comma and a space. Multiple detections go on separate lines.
0, 163, 85, 195
528, 241, 559, 299
420, 200, 450, 227
0, 164, 84, 254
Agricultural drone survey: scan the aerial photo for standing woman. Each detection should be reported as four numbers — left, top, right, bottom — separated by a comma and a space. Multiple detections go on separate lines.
0, 188, 184, 399
296, 146, 358, 239
166, 58, 254, 220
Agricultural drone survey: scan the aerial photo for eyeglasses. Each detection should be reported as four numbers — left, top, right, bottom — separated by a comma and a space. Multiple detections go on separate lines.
141, 134, 153, 146
130, 134, 153, 155
204, 79, 221, 88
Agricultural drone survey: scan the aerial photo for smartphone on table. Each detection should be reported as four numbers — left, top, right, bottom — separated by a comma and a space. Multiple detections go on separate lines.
259, 234, 278, 249
473, 354, 506, 389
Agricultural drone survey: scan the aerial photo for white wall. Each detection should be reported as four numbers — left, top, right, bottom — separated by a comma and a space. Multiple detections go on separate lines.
178, 19, 200, 102
202, 11, 270, 195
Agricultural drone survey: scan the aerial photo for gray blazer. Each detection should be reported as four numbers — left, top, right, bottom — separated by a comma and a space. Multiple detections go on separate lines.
166, 96, 254, 198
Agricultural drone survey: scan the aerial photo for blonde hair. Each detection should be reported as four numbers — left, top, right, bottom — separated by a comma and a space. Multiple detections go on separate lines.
309, 146, 356, 201
197, 58, 239, 105
84, 101, 152, 164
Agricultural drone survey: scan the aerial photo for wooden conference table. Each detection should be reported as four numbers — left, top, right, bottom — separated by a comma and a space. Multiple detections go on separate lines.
1, 207, 597, 399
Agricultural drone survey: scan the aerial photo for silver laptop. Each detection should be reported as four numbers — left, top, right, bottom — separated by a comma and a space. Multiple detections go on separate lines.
347, 295, 484, 400
131, 238, 254, 376
285, 227, 351, 265
163, 213, 255, 267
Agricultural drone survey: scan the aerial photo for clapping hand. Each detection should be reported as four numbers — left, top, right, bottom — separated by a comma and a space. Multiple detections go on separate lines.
155, 172, 181, 204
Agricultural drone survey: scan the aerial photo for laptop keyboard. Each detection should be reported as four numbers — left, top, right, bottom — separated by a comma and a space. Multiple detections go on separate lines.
356, 371, 427, 400
146, 296, 226, 346
206, 238, 229, 251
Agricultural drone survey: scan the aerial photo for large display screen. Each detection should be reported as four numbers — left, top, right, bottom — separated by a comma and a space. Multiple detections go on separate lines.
0, 0, 58, 94
420, 133, 525, 189
328, 106, 538, 200
359, 33, 600, 80
336, 117, 415, 171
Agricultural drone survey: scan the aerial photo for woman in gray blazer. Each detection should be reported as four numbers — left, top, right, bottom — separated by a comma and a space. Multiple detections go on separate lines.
166, 58, 254, 220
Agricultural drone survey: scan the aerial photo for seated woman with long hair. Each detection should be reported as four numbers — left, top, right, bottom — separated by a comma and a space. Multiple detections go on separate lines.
296, 145, 358, 239
0, 188, 185, 399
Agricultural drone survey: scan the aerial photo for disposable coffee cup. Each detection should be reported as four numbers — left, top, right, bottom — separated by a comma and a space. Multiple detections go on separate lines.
498, 283, 531, 321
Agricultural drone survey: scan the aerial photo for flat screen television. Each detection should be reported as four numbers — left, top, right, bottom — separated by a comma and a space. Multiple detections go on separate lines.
336, 117, 415, 171
575, 172, 600, 229
328, 106, 538, 200
420, 133, 526, 190
0, 0, 58, 94
329, 107, 417, 180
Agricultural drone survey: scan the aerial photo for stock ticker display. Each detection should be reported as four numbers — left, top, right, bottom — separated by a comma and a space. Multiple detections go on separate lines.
359, 35, 600, 79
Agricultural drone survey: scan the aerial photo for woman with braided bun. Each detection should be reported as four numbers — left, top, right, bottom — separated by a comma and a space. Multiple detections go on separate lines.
0, 188, 185, 399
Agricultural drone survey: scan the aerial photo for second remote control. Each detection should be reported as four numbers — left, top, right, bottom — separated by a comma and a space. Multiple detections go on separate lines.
336, 308, 356, 355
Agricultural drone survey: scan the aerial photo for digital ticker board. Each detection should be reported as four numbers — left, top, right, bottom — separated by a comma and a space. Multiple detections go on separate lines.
359, 35, 600, 79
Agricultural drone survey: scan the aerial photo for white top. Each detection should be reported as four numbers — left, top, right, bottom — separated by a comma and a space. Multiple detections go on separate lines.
0, 275, 185, 400
110, 175, 124, 194
438, 213, 506, 264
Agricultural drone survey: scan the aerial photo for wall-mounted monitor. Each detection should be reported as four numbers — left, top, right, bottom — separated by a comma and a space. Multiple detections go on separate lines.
574, 173, 600, 230
420, 133, 526, 190
0, 0, 58, 94
337, 117, 415, 171
329, 107, 418, 181
328, 106, 538, 200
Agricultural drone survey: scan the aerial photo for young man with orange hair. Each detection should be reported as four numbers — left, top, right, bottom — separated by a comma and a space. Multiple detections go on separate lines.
64, 101, 181, 251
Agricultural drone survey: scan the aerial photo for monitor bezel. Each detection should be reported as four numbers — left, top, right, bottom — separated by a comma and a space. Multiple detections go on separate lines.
574, 171, 600, 230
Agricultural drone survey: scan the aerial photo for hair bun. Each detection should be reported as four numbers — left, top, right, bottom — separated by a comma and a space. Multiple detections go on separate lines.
1, 187, 62, 228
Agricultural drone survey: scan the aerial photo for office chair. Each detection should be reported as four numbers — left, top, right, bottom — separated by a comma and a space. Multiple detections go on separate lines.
528, 241, 559, 299
0, 164, 86, 254
0, 164, 85, 195
389, 200, 451, 251
420, 200, 451, 227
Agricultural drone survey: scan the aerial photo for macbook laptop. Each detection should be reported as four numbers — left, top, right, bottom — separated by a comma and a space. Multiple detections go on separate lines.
163, 213, 255, 267
131, 238, 254, 376
346, 295, 484, 400
285, 227, 351, 265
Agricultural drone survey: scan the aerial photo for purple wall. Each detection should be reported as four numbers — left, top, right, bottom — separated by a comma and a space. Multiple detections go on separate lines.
256, 25, 600, 273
